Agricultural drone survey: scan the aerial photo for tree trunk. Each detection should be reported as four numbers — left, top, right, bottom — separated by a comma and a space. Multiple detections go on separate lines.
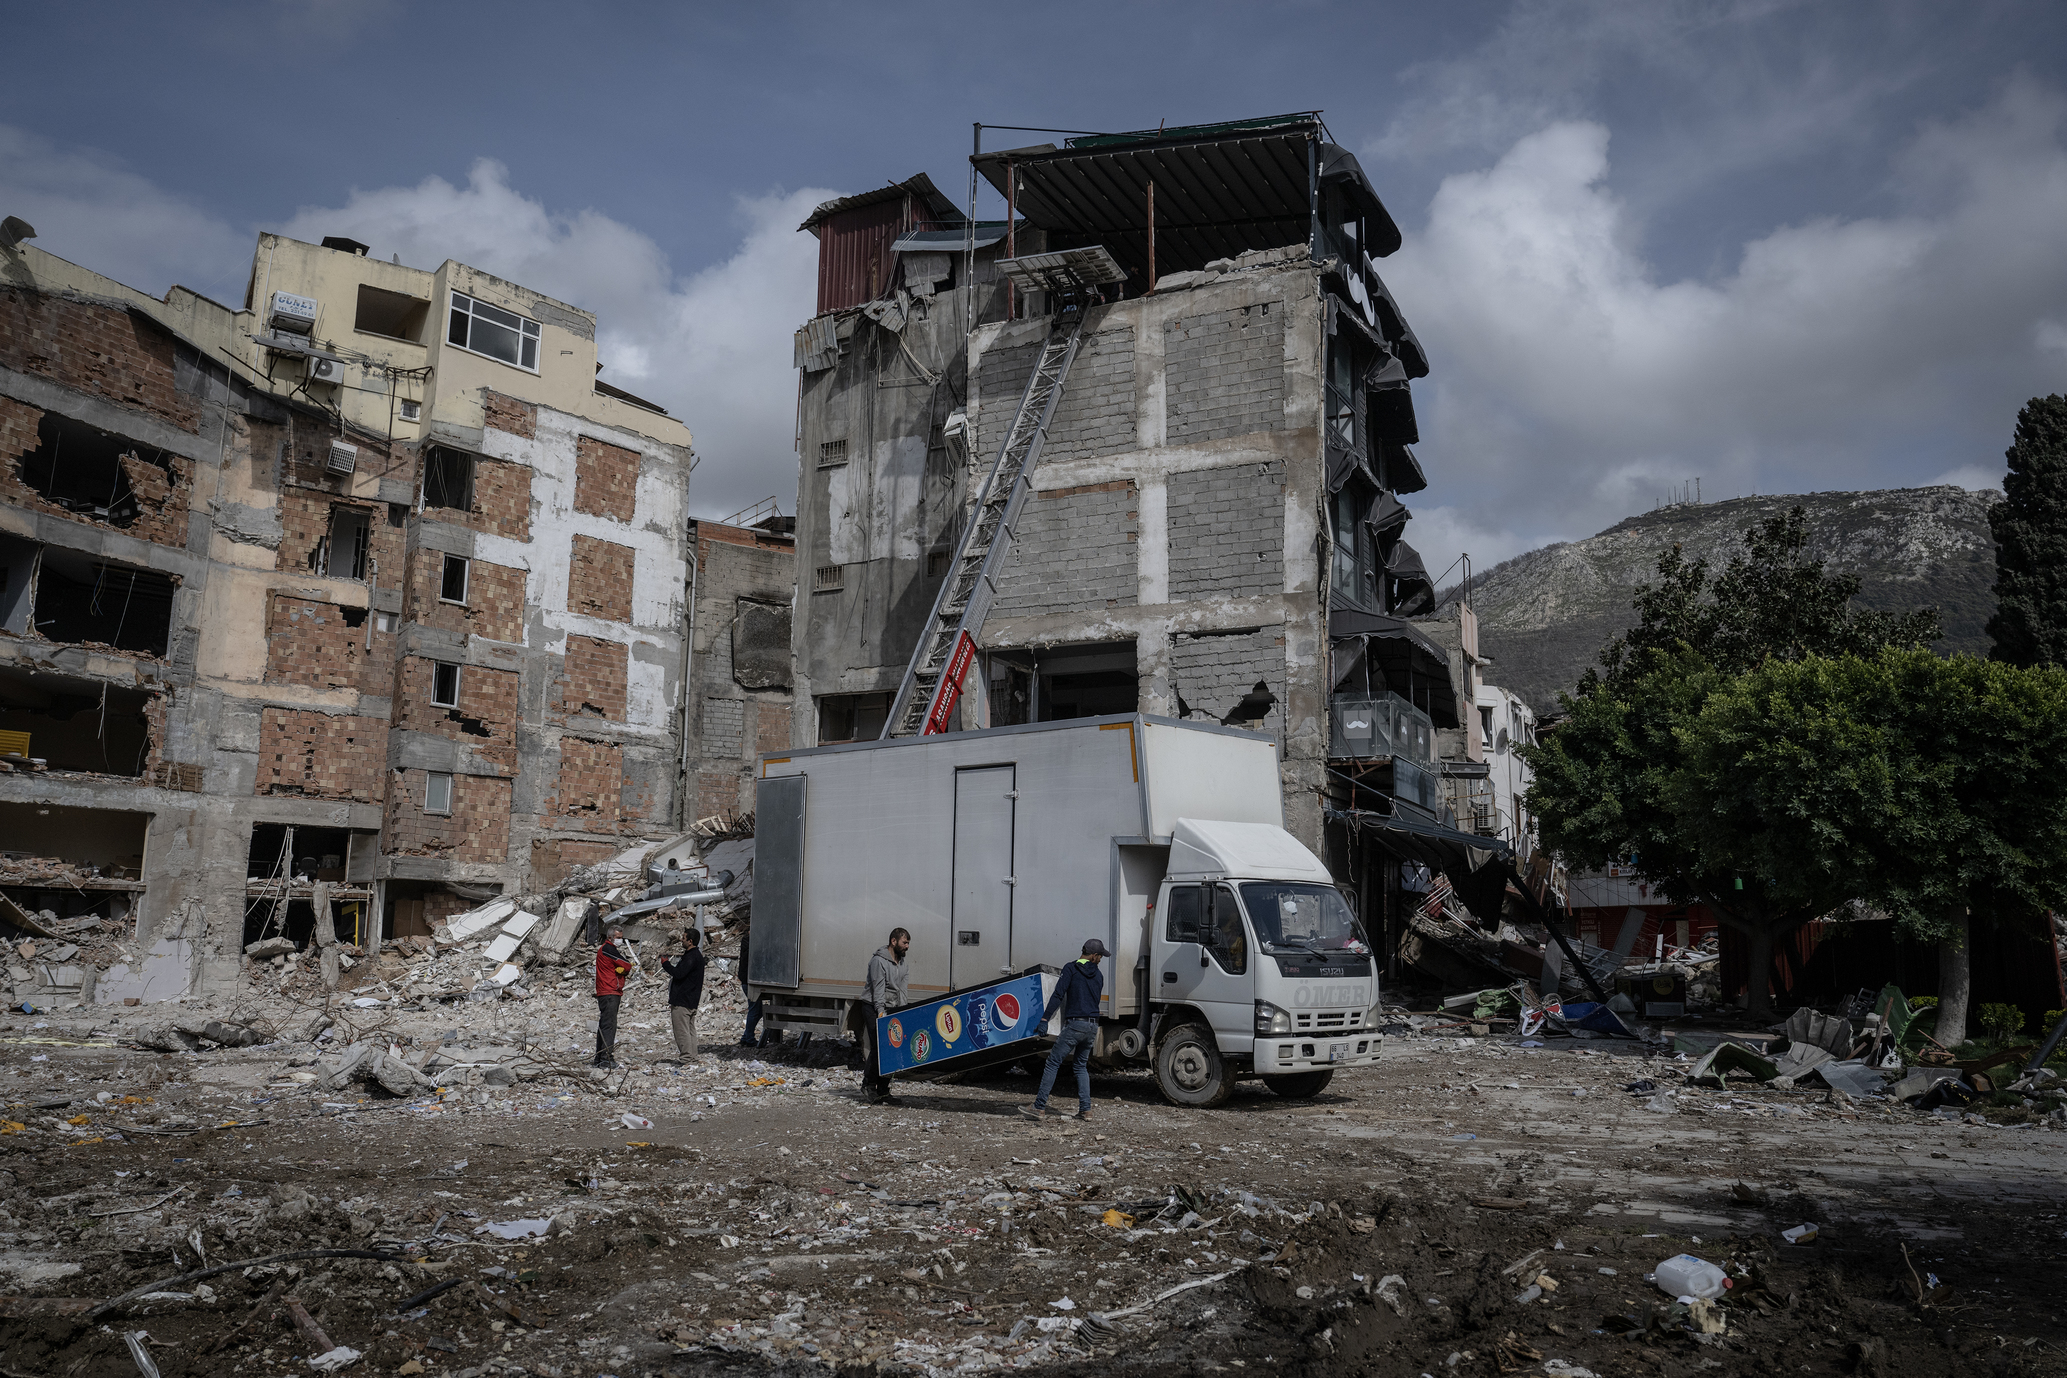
1936, 909, 1971, 1050
1742, 922, 1776, 1021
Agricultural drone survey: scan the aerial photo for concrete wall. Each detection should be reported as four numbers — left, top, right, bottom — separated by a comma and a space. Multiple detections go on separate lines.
791, 246, 1331, 851
685, 520, 795, 823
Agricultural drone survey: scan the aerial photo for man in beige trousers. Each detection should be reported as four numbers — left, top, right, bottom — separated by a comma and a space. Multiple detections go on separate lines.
659, 925, 706, 1062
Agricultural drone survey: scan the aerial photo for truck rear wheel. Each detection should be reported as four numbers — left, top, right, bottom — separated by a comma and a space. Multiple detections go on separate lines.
1262, 1070, 1333, 1099
1154, 1023, 1233, 1108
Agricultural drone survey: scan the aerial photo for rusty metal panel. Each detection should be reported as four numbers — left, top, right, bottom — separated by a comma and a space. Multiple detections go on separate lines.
816, 196, 910, 314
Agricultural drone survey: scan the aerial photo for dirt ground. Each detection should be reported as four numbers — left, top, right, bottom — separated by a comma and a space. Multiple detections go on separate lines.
3, 1007, 2063, 1378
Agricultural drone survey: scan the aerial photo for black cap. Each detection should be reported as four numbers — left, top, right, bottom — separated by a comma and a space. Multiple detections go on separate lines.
1081, 938, 1110, 956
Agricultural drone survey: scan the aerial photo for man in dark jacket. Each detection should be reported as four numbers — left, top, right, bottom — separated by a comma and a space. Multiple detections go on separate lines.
593, 927, 633, 1068
1022, 939, 1107, 1121
737, 932, 766, 1047
660, 926, 706, 1062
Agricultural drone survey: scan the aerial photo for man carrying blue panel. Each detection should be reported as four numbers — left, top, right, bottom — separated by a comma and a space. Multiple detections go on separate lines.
1021, 938, 1107, 1122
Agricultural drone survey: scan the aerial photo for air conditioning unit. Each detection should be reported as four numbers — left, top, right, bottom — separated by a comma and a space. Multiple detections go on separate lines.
269, 290, 318, 335
325, 440, 359, 476
306, 355, 347, 386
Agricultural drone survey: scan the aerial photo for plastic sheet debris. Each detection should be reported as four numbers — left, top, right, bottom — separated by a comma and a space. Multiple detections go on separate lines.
307, 1346, 362, 1372
1686, 1041, 1779, 1087
473, 1218, 552, 1240
122, 1330, 161, 1378
621, 1112, 653, 1130
1781, 1223, 1819, 1245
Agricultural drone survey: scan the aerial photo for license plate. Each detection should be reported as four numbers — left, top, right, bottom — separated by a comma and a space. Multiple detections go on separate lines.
1329, 1042, 1349, 1063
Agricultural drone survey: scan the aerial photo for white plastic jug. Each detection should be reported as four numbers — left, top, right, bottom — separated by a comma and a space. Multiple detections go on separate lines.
1654, 1254, 1730, 1301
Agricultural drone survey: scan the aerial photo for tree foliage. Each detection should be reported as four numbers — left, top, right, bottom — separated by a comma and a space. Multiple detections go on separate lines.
1525, 508, 1941, 1015
1987, 393, 2067, 668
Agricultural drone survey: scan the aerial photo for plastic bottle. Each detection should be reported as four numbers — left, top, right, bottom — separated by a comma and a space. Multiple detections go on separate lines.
1653, 1255, 1731, 1301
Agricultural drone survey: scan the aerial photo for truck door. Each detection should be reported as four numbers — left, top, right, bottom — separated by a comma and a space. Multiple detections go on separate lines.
950, 765, 1015, 989
1155, 881, 1254, 1050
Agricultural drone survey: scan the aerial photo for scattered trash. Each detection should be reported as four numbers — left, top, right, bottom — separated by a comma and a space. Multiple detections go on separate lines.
1640, 1093, 1678, 1113
1781, 1223, 1819, 1245
621, 1112, 653, 1131
122, 1331, 161, 1378
1049, 1297, 1075, 1311
1101, 1209, 1135, 1228
307, 1347, 362, 1372
1653, 1254, 1730, 1301
1625, 1078, 1658, 1095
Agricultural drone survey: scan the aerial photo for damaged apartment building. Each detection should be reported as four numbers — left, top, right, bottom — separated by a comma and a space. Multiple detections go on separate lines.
0, 221, 695, 999
788, 114, 1515, 962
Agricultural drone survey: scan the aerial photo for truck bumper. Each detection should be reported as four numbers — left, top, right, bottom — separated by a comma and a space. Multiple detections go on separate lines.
1258, 1035, 1381, 1072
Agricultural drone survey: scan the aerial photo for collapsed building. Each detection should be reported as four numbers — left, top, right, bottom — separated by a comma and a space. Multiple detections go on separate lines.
0, 225, 701, 1003
785, 114, 1534, 978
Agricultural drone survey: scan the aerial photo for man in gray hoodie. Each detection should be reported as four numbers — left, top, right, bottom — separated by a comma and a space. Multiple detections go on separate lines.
860, 927, 911, 1103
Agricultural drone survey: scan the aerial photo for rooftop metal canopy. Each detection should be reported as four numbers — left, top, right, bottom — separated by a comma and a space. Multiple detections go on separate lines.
973, 115, 1402, 285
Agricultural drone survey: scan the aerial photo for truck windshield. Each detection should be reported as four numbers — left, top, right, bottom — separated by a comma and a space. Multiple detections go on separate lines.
1238, 883, 1367, 954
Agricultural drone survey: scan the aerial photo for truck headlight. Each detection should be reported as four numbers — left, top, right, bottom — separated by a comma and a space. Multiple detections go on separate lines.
1254, 1001, 1292, 1036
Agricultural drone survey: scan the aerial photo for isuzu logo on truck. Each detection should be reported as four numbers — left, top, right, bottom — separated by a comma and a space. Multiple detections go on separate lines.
1293, 984, 1369, 1008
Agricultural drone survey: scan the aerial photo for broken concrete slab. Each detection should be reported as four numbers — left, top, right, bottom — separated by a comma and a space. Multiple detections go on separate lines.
95, 938, 193, 1006
1687, 1041, 1780, 1086
244, 937, 297, 960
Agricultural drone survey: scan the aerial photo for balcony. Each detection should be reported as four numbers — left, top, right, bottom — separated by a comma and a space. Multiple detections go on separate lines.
1329, 691, 1434, 764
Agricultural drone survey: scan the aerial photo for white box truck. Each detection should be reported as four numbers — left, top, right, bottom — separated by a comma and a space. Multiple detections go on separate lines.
745, 714, 1382, 1106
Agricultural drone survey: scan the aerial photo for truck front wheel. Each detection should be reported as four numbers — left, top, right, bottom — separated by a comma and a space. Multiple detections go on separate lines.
1154, 1024, 1233, 1108
1261, 1070, 1333, 1099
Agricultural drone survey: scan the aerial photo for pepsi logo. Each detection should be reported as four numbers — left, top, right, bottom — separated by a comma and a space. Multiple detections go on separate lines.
993, 992, 1022, 1026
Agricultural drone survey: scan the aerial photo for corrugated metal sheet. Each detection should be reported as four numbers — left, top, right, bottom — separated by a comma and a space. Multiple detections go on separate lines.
815, 195, 912, 314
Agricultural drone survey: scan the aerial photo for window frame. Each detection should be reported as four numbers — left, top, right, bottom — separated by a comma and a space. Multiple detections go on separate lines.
446, 291, 541, 373
398, 398, 421, 422
431, 661, 461, 708
423, 770, 454, 815
440, 553, 470, 606
422, 445, 475, 512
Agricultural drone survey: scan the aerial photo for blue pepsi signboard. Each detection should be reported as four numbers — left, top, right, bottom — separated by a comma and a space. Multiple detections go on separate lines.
875, 969, 1058, 1078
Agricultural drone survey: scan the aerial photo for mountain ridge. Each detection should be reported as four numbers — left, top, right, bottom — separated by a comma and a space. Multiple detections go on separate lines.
1437, 485, 2000, 715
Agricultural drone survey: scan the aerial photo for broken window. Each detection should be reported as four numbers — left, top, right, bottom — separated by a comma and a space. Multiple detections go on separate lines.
0, 662, 153, 775
0, 801, 149, 924
31, 547, 176, 658
15, 412, 175, 529
440, 554, 469, 604
447, 292, 540, 371
424, 770, 454, 814
423, 447, 474, 511
817, 692, 891, 744
324, 506, 371, 580
431, 661, 461, 707
352, 284, 431, 342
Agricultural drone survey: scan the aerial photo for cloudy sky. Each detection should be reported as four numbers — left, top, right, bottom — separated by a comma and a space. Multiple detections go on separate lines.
5, 1, 2064, 576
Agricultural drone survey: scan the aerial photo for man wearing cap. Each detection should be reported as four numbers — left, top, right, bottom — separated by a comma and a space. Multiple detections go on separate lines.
1022, 938, 1108, 1122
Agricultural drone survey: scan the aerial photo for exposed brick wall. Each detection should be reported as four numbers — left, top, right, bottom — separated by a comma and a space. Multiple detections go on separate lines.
695, 769, 749, 820
384, 768, 510, 864
275, 489, 406, 578
0, 395, 193, 549
0, 288, 199, 433
1167, 461, 1288, 600
394, 654, 520, 773
559, 634, 627, 720
482, 390, 537, 439
263, 595, 396, 695
553, 737, 623, 828
754, 702, 793, 756
568, 535, 634, 623
574, 435, 640, 522
528, 836, 618, 889
701, 697, 744, 757
256, 708, 386, 802
992, 480, 1138, 617
974, 339, 1043, 460
420, 453, 530, 541
1043, 325, 1136, 463
283, 427, 398, 492
1170, 628, 1286, 731
404, 547, 525, 644
1166, 301, 1286, 444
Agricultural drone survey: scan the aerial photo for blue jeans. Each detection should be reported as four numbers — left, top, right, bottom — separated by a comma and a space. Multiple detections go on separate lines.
1035, 1018, 1098, 1113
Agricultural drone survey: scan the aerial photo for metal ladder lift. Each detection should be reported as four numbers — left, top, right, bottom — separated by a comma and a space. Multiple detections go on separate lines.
881, 246, 1127, 739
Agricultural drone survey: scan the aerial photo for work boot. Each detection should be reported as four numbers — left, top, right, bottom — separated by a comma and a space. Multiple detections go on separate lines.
1018, 1104, 1050, 1121
1073, 1108, 1093, 1122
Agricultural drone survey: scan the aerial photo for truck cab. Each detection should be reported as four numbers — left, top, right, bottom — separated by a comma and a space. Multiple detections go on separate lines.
1147, 819, 1380, 1106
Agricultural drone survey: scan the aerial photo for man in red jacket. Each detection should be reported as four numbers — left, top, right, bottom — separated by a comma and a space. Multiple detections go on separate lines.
594, 926, 634, 1069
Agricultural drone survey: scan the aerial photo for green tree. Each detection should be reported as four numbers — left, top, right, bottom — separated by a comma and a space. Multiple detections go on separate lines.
1527, 509, 1939, 1018
1673, 650, 2067, 1046
1988, 394, 2067, 668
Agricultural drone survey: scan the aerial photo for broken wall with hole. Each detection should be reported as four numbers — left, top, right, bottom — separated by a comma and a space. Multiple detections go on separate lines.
681, 518, 795, 831
792, 249, 1328, 847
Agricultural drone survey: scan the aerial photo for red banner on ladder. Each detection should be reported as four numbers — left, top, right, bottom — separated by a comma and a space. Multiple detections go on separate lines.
922, 632, 978, 736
